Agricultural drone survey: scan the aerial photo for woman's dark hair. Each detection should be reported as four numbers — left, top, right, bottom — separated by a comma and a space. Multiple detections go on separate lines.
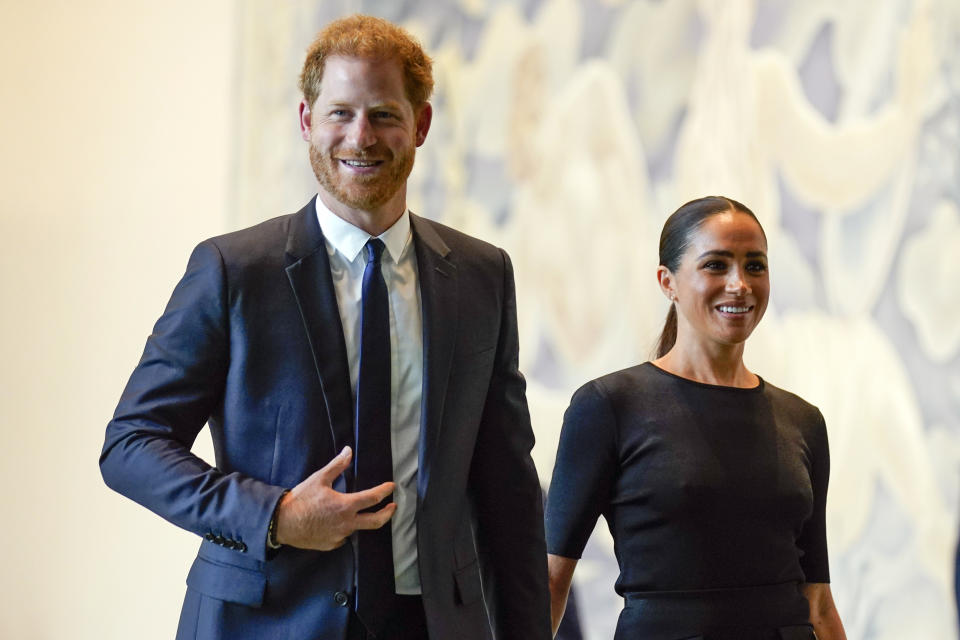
654, 196, 765, 358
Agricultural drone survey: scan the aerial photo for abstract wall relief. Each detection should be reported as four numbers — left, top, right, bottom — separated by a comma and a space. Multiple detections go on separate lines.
236, 1, 960, 637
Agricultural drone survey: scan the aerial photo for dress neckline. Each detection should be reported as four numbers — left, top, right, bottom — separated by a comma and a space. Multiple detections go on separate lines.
644, 361, 764, 393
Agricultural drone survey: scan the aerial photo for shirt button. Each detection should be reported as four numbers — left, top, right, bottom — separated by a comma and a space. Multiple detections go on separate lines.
333, 591, 349, 607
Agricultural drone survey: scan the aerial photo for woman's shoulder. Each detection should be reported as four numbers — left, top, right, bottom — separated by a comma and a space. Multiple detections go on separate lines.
761, 379, 821, 413
760, 379, 827, 436
571, 362, 667, 406
562, 365, 663, 442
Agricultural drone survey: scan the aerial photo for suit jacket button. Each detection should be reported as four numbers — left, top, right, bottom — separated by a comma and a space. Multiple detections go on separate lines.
237, 542, 248, 552
224, 539, 236, 549
204, 533, 215, 542
213, 535, 225, 545
333, 591, 349, 607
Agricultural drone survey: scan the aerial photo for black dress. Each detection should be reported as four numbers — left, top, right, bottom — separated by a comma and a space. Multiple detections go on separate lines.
545, 363, 830, 640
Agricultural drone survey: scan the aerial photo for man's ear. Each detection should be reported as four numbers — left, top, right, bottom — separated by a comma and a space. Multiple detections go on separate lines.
415, 102, 432, 147
656, 265, 677, 302
299, 100, 312, 141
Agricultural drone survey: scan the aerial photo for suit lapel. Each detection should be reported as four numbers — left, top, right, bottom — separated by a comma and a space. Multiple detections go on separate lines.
411, 214, 458, 502
284, 198, 355, 483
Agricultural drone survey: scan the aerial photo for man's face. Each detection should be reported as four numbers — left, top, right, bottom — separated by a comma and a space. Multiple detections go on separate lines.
301, 55, 430, 216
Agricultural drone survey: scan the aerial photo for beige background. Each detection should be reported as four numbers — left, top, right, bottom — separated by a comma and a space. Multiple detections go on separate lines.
0, 1, 230, 637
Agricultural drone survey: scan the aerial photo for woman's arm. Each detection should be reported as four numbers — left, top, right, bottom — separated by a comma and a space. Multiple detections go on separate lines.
547, 554, 578, 638
802, 582, 846, 640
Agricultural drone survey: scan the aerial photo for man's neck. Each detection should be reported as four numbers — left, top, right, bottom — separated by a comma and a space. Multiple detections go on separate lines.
317, 189, 407, 237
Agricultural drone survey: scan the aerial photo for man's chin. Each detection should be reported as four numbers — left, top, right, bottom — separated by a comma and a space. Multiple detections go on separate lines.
311, 154, 411, 214
326, 185, 395, 212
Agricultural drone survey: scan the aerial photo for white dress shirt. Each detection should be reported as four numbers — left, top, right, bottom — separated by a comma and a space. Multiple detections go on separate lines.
316, 199, 423, 594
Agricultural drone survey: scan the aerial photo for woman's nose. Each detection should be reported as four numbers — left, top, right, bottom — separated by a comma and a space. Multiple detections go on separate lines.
725, 269, 750, 294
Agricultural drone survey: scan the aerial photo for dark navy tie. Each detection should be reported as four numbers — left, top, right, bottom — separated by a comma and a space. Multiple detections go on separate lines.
354, 238, 395, 632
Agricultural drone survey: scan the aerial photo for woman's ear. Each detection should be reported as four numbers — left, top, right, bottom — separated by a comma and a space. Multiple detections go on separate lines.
657, 265, 677, 302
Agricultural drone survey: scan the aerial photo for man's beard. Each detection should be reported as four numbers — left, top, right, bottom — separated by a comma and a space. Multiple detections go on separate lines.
309, 142, 415, 212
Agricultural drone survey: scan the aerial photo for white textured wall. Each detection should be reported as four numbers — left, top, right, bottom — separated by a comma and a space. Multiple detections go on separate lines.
235, 1, 960, 639
0, 1, 232, 638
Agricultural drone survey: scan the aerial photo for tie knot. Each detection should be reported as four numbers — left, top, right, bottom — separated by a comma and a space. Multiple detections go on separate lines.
365, 238, 386, 265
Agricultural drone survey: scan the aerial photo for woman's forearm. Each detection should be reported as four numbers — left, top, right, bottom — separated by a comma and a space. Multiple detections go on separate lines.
802, 582, 847, 640
547, 554, 578, 637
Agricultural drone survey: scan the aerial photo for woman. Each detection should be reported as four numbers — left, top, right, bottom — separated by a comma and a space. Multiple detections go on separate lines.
545, 197, 846, 639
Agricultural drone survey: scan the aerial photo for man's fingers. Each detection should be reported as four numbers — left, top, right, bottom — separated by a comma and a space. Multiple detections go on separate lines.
353, 502, 397, 530
351, 481, 396, 510
315, 446, 353, 485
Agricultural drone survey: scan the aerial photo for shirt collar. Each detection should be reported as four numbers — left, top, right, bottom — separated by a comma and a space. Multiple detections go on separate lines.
315, 197, 412, 264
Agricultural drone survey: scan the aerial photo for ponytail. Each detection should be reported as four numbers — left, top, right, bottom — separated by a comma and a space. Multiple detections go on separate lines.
654, 303, 677, 358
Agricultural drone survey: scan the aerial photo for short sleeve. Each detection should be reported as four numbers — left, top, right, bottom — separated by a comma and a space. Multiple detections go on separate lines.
545, 380, 618, 559
796, 409, 831, 583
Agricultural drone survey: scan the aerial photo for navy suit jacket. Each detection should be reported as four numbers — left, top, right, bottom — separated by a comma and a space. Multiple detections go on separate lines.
100, 199, 551, 640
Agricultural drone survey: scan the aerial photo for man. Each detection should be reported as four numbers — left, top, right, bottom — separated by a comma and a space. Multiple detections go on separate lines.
100, 14, 550, 640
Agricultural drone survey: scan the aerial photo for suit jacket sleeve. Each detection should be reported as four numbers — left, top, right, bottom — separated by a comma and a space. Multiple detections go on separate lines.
99, 240, 286, 562
468, 249, 551, 640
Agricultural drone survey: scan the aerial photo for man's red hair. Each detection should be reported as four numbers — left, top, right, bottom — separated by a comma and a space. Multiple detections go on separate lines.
300, 14, 434, 108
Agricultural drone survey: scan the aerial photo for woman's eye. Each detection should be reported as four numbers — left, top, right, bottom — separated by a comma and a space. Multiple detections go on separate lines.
746, 261, 768, 272
702, 261, 725, 271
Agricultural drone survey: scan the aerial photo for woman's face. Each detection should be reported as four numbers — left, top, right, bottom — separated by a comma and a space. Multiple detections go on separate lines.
661, 210, 770, 349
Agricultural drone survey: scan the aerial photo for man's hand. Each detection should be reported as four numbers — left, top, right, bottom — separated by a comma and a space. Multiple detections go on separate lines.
275, 446, 396, 551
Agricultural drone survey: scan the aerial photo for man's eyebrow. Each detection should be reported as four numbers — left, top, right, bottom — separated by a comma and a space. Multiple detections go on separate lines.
369, 101, 405, 111
322, 99, 405, 111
